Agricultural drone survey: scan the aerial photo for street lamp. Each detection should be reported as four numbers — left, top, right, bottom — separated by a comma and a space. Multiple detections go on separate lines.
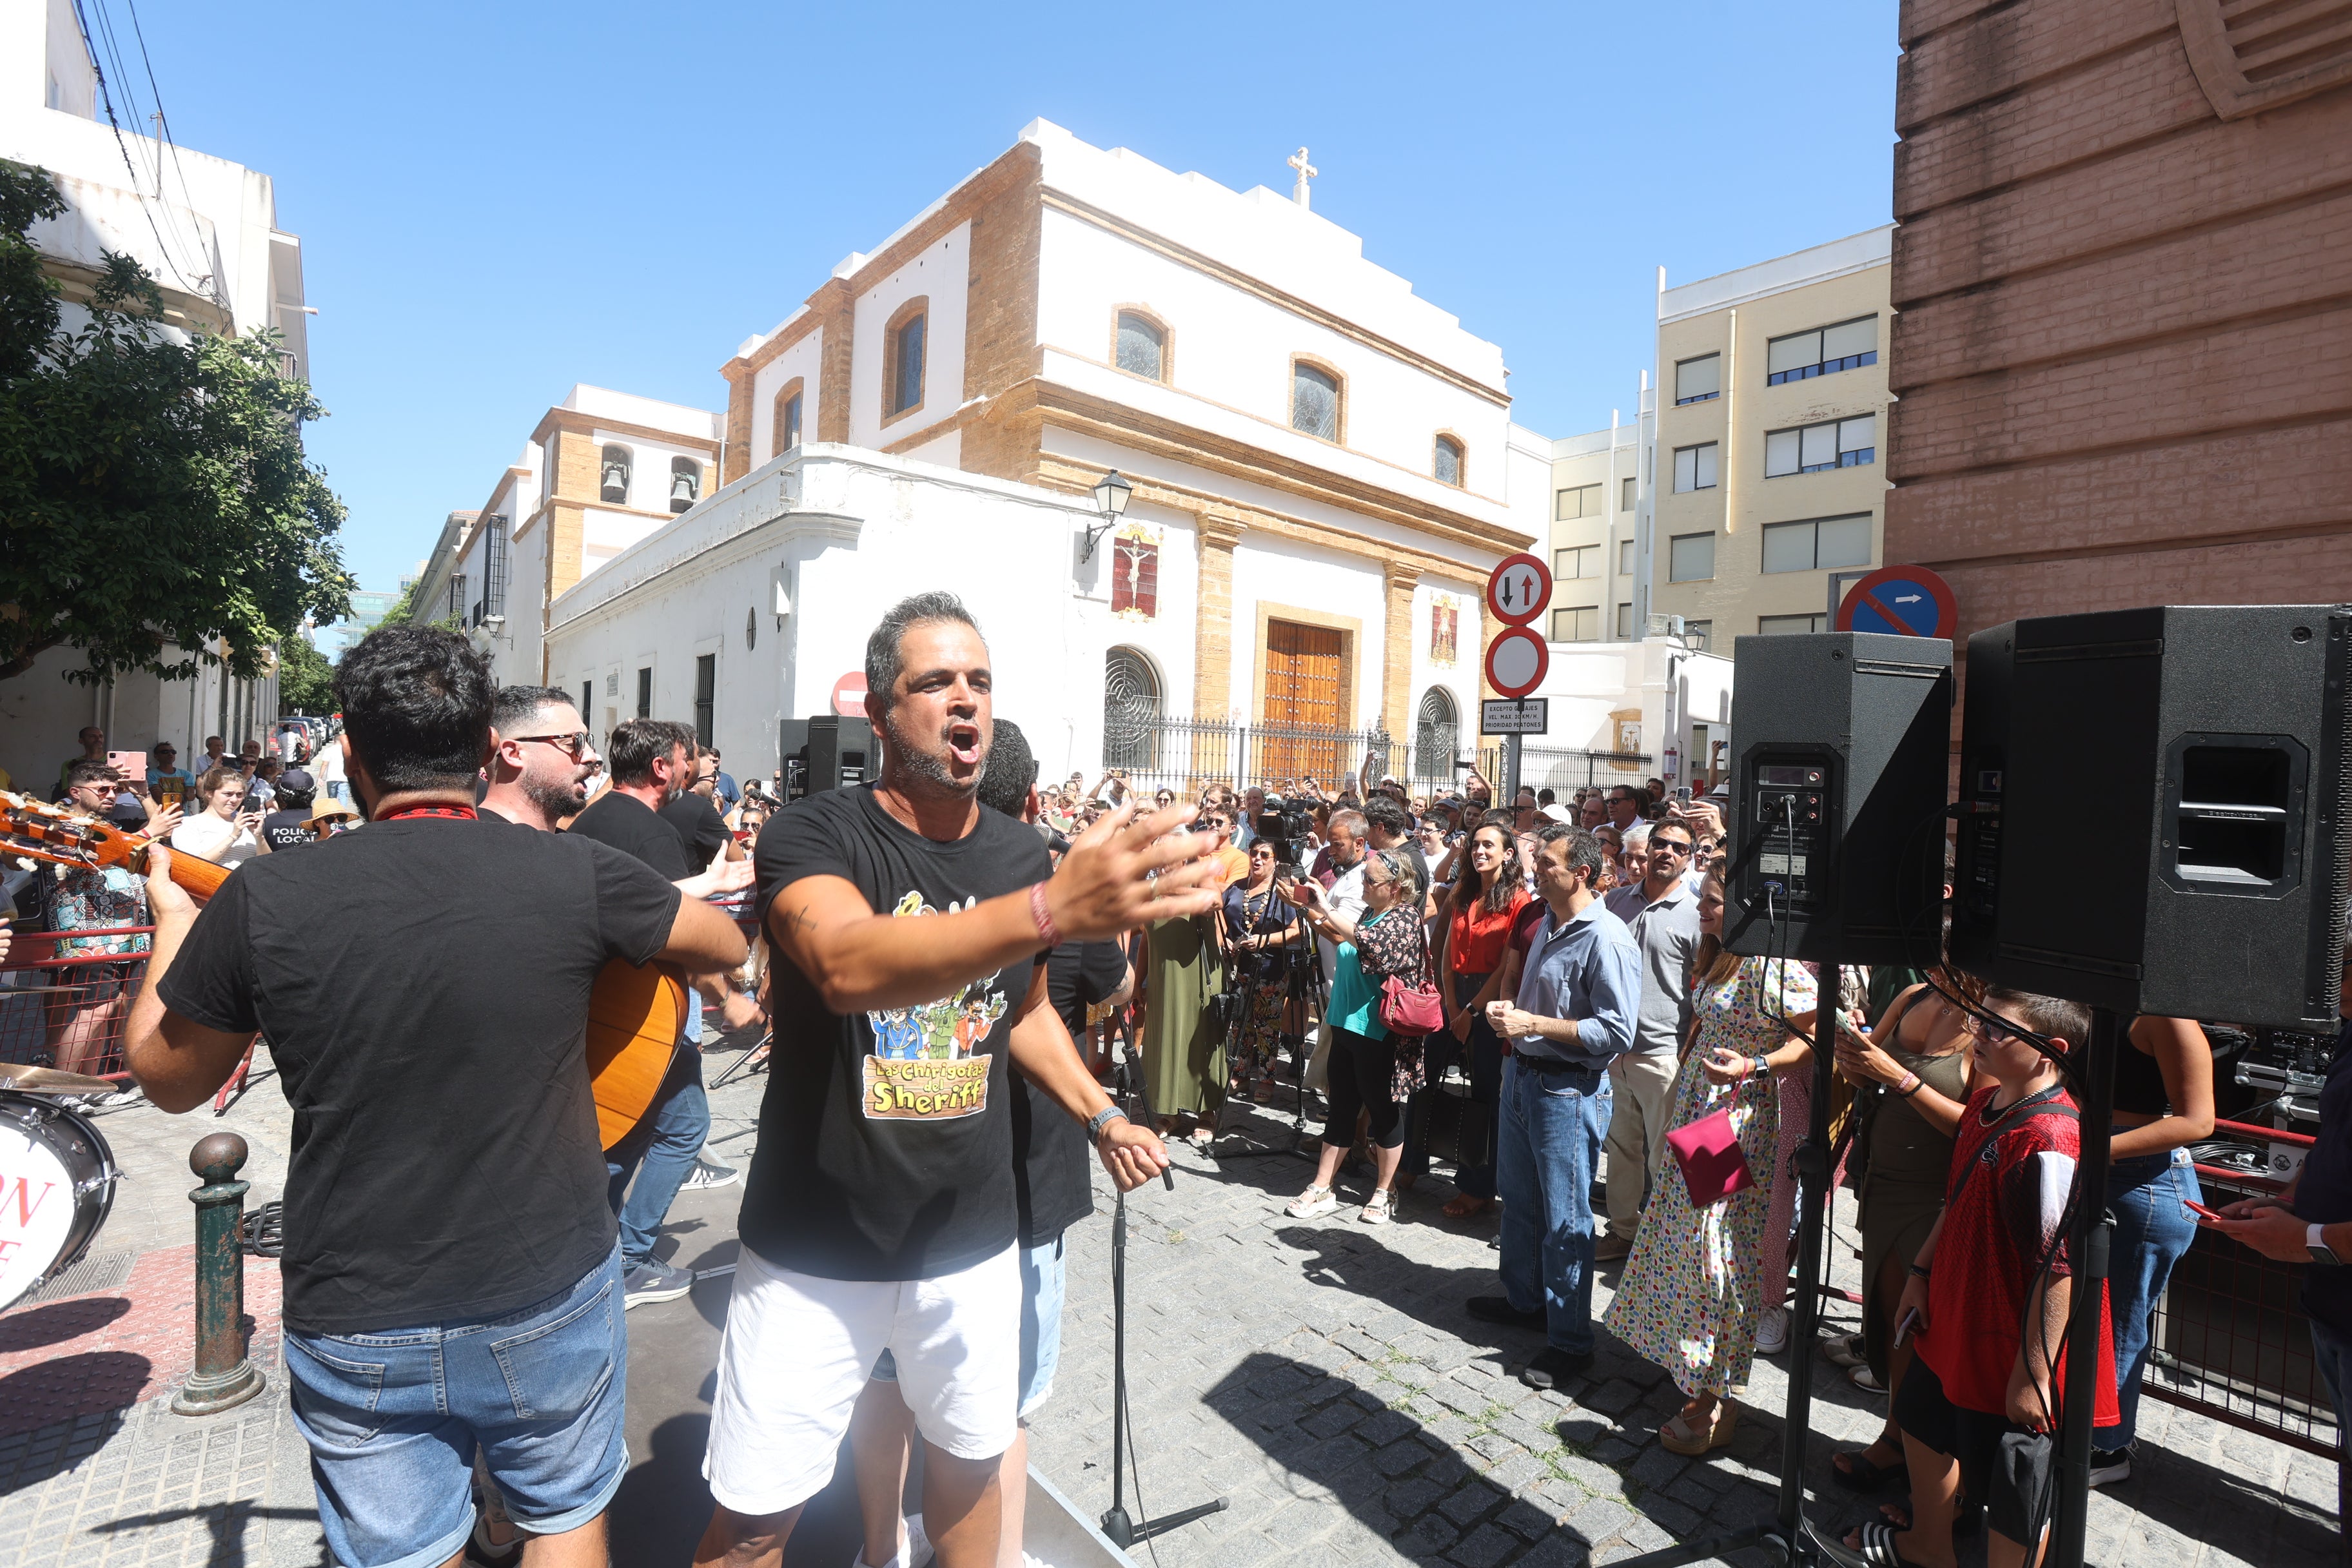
1081, 469, 1132, 562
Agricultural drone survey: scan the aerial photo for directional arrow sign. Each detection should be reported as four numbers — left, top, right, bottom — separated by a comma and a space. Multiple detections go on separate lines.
1485, 553, 1552, 628
1834, 564, 1957, 641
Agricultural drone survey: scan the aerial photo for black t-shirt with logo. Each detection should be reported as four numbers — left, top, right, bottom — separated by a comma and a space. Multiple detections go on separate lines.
1015, 939, 1124, 1246
567, 789, 691, 881
747, 785, 1052, 1280
155, 815, 682, 1335
259, 808, 313, 852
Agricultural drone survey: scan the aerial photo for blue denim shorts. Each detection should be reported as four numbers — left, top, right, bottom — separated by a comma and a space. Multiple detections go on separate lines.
872, 1235, 1066, 1417
285, 1246, 628, 1568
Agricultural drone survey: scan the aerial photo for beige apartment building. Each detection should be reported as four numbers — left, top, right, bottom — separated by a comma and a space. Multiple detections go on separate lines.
1649, 228, 1894, 647
1545, 413, 1646, 645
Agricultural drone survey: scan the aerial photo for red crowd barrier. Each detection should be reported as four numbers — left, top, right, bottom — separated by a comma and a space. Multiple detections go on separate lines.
0, 925, 153, 1083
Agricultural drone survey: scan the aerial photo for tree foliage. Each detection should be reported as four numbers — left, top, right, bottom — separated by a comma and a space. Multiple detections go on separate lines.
276, 634, 337, 714
0, 159, 353, 685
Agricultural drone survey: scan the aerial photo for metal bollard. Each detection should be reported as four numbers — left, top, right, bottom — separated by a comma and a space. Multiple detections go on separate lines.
172, 1132, 266, 1416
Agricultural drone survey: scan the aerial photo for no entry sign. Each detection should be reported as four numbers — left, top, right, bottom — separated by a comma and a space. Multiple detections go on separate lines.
1835, 565, 1957, 641
1485, 625, 1549, 699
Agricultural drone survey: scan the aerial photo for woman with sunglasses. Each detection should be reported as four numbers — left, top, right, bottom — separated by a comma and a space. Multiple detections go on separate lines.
1279, 847, 1432, 1225
172, 765, 264, 868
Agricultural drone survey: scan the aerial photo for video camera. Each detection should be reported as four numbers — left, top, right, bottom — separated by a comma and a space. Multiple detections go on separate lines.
1252, 794, 1314, 870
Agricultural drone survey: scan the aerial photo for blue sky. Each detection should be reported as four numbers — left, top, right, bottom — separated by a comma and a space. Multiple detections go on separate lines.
122, 1, 1897, 596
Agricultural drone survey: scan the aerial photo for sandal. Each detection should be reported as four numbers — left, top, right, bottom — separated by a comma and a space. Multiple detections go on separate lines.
1360, 1190, 1394, 1225
1834, 1521, 1932, 1568
1829, 1447, 1908, 1493
1876, 1500, 1981, 1538
1286, 1186, 1340, 1219
1659, 1400, 1738, 1456
1443, 1193, 1494, 1219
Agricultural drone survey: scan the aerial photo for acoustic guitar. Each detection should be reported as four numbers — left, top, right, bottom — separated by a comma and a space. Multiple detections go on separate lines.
1, 789, 685, 1148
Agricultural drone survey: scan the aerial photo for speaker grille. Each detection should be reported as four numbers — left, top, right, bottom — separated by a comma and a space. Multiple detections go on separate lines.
2315, 610, 2352, 1021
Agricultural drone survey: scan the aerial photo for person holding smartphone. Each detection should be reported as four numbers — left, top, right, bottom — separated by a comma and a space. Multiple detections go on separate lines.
172, 766, 264, 868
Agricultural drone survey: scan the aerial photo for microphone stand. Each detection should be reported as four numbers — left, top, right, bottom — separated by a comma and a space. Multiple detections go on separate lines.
1101, 1166, 1229, 1548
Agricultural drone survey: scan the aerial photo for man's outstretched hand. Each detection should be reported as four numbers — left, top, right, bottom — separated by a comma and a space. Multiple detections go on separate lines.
1046, 801, 1228, 941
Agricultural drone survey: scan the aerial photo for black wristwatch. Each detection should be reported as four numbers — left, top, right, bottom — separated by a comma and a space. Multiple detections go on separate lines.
2310, 1222, 2342, 1266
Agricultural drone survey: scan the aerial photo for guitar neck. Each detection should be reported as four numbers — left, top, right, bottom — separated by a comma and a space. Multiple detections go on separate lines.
155, 845, 232, 904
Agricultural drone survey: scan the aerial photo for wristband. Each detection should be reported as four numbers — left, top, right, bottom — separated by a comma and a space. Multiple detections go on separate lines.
1896, 1070, 1922, 1097
1029, 881, 1061, 949
1086, 1106, 1129, 1144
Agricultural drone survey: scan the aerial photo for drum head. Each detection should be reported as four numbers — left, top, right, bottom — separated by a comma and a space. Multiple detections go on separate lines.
0, 1092, 118, 1312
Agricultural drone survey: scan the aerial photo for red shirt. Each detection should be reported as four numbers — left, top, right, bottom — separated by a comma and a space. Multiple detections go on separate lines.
1917, 1084, 2119, 1424
1448, 888, 1531, 975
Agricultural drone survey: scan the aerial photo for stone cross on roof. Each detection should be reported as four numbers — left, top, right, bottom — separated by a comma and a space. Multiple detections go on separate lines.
1288, 147, 1318, 210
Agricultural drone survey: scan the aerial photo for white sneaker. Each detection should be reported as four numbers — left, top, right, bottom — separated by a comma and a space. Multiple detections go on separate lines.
853, 1511, 931, 1568
683, 1158, 741, 1191
1754, 1306, 1790, 1356
1286, 1186, 1340, 1219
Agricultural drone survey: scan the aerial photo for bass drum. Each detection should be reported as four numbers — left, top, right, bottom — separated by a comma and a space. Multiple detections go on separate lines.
0, 1092, 121, 1312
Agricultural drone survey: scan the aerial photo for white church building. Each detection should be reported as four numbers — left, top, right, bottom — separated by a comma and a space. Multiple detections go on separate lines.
536, 121, 1555, 790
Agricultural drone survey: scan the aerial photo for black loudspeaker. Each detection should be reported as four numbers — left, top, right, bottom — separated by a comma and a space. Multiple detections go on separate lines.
1725, 632, 1953, 964
1951, 605, 2351, 1031
804, 715, 873, 796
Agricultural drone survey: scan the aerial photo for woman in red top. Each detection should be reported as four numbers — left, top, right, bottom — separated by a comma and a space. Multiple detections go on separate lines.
1418, 815, 1529, 1219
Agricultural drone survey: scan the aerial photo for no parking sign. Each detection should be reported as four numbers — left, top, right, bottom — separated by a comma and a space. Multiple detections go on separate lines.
1834, 565, 1957, 640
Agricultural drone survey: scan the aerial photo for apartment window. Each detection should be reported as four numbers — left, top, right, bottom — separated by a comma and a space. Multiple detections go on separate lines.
1291, 360, 1342, 441
1621, 476, 1636, 512
1683, 620, 1713, 652
1555, 544, 1600, 580
1555, 482, 1602, 521
694, 654, 716, 748
669, 456, 702, 514
1434, 435, 1465, 487
1618, 538, 1635, 576
581, 683, 594, 724
600, 444, 632, 505
774, 379, 805, 453
1765, 415, 1876, 476
1760, 613, 1830, 635
1766, 316, 1879, 385
1668, 532, 1716, 582
448, 574, 467, 624
1674, 353, 1721, 404
634, 666, 652, 719
1672, 442, 1718, 493
482, 518, 509, 620
1616, 602, 1635, 640
1551, 605, 1600, 642
887, 303, 927, 417
1116, 311, 1166, 380
1761, 513, 1875, 574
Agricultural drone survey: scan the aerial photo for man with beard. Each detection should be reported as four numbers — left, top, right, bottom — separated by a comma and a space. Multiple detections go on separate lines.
565, 718, 756, 1304
694, 593, 1224, 1568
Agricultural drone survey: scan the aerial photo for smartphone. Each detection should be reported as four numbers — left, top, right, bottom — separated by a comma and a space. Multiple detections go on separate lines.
108, 750, 147, 784
1894, 1307, 1921, 1348
2184, 1199, 2224, 1224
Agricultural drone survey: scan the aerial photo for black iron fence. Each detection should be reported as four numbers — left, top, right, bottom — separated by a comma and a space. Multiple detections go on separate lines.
1106, 716, 1394, 798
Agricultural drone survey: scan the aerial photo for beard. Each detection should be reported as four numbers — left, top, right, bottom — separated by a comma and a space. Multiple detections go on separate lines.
522, 774, 589, 820
883, 707, 985, 797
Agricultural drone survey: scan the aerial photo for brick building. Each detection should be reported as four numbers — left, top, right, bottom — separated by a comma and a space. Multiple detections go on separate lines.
1884, 0, 2352, 678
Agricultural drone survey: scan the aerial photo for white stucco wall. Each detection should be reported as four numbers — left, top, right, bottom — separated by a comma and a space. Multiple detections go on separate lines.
850, 221, 970, 451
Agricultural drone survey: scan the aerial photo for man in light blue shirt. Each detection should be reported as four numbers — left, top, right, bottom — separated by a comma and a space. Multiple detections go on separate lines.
1468, 822, 1641, 1389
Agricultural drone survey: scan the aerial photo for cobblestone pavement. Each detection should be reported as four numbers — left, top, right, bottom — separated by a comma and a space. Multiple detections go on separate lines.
1, 1060, 2342, 1567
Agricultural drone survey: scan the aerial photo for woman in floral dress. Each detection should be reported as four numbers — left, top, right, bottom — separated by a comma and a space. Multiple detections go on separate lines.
1603, 869, 1819, 1455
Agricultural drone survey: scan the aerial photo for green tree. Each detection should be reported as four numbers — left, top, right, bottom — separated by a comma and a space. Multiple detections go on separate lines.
0, 159, 353, 684
276, 634, 337, 713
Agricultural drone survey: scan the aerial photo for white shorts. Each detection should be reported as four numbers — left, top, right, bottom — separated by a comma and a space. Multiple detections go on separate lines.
703, 1241, 1021, 1516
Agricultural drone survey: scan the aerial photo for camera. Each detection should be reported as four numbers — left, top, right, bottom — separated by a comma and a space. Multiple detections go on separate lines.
1253, 794, 1314, 870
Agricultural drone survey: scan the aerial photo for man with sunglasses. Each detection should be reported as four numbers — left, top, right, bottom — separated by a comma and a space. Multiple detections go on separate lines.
1592, 819, 1702, 1263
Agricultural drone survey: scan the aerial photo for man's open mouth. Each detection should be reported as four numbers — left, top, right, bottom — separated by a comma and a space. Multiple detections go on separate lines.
946, 723, 983, 768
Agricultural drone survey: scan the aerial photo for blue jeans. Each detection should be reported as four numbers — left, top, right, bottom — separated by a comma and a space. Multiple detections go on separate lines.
286, 1246, 627, 1568
2097, 1143, 2201, 1449
1496, 1055, 1612, 1355
606, 1043, 708, 1266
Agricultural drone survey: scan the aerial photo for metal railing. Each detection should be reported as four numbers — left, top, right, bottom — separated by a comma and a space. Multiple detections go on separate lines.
1, 925, 153, 1081
1472, 744, 1656, 794
1105, 716, 1393, 798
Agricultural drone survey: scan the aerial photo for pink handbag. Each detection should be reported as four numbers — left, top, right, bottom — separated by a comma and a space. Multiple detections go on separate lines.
1379, 974, 1446, 1037
1665, 1102, 1755, 1207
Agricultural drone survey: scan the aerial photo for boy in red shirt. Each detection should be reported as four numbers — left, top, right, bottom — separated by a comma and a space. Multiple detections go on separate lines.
1841, 986, 2118, 1568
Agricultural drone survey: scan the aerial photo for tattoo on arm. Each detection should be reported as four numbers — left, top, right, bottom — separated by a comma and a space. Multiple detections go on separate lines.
787, 905, 818, 935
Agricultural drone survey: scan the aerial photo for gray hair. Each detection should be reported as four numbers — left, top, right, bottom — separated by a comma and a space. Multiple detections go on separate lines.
1621, 823, 1651, 850
1369, 847, 1425, 906
1328, 808, 1369, 840
864, 591, 982, 720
